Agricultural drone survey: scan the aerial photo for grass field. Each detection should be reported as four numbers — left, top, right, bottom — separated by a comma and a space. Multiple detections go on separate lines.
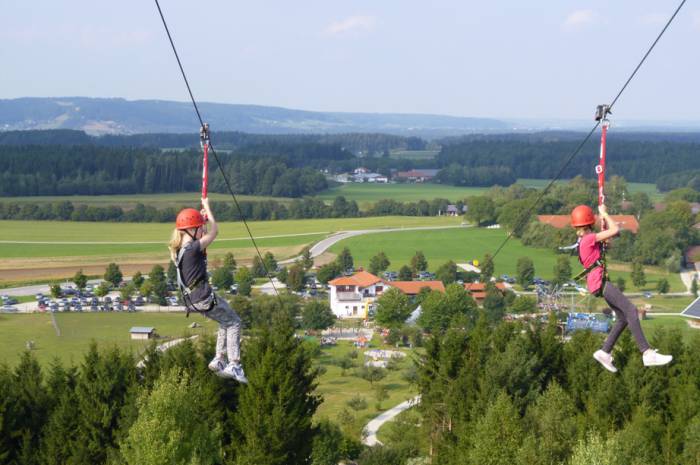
317, 183, 489, 205
329, 227, 685, 292
0, 216, 460, 259
4, 192, 292, 208
641, 315, 700, 345
0, 312, 219, 367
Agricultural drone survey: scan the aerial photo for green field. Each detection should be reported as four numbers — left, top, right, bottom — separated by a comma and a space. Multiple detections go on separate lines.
0, 312, 219, 367
641, 315, 700, 345
329, 227, 685, 292
0, 216, 460, 259
4, 192, 292, 208
317, 183, 489, 205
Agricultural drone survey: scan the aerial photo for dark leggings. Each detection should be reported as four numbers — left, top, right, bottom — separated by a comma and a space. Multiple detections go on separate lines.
601, 282, 650, 354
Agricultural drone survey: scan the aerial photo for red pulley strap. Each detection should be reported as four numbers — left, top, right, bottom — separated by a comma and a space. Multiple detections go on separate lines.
594, 105, 611, 231
200, 123, 210, 199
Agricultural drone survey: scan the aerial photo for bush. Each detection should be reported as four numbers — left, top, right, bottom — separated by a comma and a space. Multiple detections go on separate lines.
346, 395, 368, 411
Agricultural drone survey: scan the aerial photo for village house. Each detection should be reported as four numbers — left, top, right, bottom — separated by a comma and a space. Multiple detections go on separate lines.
328, 271, 445, 318
464, 282, 507, 305
536, 214, 640, 234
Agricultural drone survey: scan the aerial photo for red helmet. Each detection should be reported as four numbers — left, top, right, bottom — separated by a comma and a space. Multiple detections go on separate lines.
570, 205, 595, 227
176, 208, 205, 230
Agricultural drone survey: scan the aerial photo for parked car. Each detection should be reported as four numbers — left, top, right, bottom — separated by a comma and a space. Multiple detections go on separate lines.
229, 284, 238, 294
2, 297, 18, 305
134, 297, 145, 307
2, 304, 17, 312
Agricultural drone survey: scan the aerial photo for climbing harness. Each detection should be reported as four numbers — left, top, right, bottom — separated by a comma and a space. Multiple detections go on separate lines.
175, 243, 216, 317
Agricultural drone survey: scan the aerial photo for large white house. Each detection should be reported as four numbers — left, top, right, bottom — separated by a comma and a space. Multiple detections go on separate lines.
328, 271, 385, 318
328, 271, 445, 319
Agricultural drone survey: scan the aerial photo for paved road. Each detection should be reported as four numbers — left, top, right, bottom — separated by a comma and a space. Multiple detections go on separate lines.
280, 225, 467, 265
363, 395, 421, 446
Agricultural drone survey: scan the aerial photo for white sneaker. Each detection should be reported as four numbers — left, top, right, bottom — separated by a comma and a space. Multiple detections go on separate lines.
593, 350, 618, 373
643, 349, 673, 367
208, 356, 226, 373
221, 362, 248, 384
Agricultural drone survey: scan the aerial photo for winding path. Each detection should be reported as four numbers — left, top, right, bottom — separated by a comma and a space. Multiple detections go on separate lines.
363, 395, 421, 446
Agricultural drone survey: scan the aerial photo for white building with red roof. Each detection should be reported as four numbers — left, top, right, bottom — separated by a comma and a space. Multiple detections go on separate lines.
328, 270, 446, 318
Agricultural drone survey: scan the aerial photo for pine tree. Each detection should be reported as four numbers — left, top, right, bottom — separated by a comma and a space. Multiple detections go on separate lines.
335, 247, 354, 272
132, 270, 145, 288
568, 432, 617, 465
300, 247, 314, 271
40, 362, 79, 465
692, 277, 698, 297
120, 369, 222, 465
235, 266, 254, 296
235, 314, 321, 465
398, 265, 413, 281
73, 269, 88, 290
467, 392, 523, 465
410, 251, 428, 273
516, 257, 535, 289
481, 253, 495, 281
10, 351, 49, 465
287, 264, 306, 292
552, 255, 571, 285
223, 252, 237, 271
104, 262, 123, 287
252, 255, 267, 278
527, 381, 577, 465
72, 344, 136, 464
631, 260, 646, 288
369, 252, 391, 275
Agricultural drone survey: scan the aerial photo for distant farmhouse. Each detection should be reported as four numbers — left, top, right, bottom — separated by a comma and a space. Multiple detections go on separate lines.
130, 327, 156, 340
395, 169, 440, 183
537, 215, 640, 234
328, 271, 444, 318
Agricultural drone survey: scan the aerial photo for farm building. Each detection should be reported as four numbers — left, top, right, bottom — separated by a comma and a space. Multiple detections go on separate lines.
536, 214, 639, 234
130, 327, 156, 340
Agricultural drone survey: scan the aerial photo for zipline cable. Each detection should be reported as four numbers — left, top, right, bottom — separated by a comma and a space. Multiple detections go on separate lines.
487, 0, 686, 264
154, 0, 284, 302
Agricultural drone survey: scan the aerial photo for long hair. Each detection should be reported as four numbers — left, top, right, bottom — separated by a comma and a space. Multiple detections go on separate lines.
169, 228, 185, 262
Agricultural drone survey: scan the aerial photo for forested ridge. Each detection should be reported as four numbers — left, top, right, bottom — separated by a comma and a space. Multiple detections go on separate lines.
1, 130, 700, 195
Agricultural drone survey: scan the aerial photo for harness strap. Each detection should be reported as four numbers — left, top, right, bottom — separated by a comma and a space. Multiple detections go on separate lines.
175, 243, 203, 317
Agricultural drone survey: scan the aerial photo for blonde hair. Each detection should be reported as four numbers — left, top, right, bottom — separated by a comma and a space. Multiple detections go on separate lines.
169, 228, 185, 262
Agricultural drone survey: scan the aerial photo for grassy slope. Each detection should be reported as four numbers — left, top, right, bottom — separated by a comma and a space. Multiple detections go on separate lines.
329, 227, 685, 292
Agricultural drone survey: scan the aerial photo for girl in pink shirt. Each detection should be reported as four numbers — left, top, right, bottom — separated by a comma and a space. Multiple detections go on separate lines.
571, 204, 672, 372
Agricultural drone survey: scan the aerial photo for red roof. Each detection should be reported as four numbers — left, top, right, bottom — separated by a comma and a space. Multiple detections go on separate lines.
464, 282, 506, 301
389, 281, 445, 295
686, 246, 700, 263
329, 271, 382, 288
537, 215, 639, 234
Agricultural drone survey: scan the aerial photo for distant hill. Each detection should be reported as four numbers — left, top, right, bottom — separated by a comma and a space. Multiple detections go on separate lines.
0, 97, 509, 137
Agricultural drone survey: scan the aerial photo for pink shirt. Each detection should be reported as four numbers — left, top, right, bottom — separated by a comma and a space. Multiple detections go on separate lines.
578, 233, 604, 294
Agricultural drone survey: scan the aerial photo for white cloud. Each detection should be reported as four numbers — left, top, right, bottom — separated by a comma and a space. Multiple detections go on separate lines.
562, 10, 596, 31
324, 15, 377, 36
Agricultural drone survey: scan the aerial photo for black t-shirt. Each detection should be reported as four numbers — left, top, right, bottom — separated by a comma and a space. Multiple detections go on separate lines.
178, 240, 212, 303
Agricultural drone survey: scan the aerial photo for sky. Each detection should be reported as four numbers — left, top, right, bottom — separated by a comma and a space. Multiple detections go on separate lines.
1, 0, 698, 122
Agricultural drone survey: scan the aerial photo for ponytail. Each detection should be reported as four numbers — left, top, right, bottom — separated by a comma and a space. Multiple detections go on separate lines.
168, 228, 185, 262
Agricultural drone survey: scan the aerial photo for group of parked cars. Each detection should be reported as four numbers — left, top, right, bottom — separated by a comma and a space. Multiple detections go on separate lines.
1, 295, 18, 312
35, 292, 145, 313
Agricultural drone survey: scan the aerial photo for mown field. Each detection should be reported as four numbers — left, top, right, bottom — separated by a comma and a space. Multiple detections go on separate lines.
317, 183, 489, 205
0, 216, 460, 259
5, 192, 292, 208
0, 312, 218, 367
329, 227, 685, 292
